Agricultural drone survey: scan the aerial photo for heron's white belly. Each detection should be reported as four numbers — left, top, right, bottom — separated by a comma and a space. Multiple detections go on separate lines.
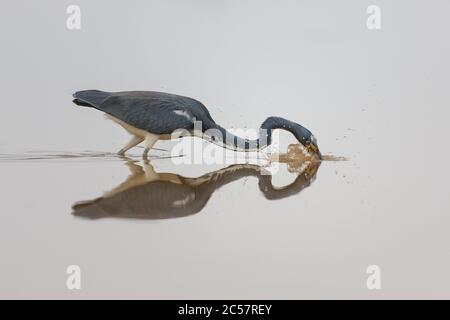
105, 114, 173, 141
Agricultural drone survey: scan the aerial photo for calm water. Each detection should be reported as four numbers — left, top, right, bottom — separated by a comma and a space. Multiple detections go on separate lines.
1, 144, 449, 299
1, 1, 450, 299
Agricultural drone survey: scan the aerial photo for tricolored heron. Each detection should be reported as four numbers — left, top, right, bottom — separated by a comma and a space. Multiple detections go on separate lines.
72, 90, 321, 158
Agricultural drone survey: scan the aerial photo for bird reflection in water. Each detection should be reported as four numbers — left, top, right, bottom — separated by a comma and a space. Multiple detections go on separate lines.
72, 144, 321, 220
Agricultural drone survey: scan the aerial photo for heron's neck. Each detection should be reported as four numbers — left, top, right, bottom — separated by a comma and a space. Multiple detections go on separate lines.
203, 116, 312, 152
204, 122, 271, 152
203, 116, 305, 152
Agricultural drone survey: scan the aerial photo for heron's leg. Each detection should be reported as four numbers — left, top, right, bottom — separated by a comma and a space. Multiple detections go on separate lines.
118, 135, 144, 155
142, 134, 160, 158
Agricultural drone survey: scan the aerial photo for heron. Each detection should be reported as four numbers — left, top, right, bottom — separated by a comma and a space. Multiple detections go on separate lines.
72, 90, 321, 158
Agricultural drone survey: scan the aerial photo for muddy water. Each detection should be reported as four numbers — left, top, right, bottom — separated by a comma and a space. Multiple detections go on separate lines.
2, 1, 450, 299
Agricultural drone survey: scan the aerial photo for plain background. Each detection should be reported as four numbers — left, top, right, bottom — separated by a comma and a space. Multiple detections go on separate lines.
0, 0, 449, 299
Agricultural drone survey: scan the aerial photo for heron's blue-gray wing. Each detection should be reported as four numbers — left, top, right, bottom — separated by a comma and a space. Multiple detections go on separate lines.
98, 95, 195, 134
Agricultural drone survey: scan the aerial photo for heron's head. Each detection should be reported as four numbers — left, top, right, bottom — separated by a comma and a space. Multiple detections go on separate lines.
297, 129, 321, 160
263, 117, 322, 159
